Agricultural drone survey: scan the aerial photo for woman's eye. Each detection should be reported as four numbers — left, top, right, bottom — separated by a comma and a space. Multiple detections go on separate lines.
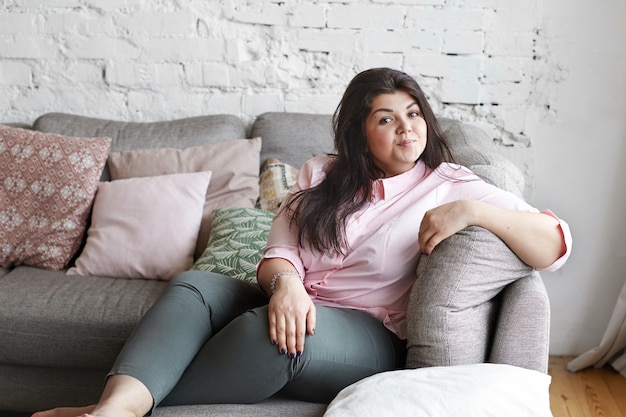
379, 117, 393, 125
409, 111, 420, 118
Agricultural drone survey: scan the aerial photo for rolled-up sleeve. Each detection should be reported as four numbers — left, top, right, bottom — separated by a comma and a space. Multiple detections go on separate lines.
538, 209, 573, 272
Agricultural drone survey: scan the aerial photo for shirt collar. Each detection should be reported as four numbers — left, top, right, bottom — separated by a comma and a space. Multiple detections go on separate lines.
370, 160, 428, 202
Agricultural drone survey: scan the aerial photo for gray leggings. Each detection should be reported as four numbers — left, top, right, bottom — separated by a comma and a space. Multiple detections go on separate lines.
109, 271, 406, 407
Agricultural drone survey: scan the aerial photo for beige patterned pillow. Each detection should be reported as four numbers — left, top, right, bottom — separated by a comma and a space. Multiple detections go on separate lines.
259, 157, 299, 213
0, 125, 111, 270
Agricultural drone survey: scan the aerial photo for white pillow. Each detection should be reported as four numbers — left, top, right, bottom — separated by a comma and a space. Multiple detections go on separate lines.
324, 364, 553, 417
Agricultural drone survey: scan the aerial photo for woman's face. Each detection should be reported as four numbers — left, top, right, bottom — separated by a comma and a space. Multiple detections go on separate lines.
364, 90, 427, 177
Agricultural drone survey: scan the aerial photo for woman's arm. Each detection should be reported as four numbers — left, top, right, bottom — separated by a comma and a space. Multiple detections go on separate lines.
257, 258, 316, 359
419, 200, 566, 269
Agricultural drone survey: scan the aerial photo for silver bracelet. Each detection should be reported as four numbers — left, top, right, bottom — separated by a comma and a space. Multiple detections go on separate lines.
270, 270, 301, 294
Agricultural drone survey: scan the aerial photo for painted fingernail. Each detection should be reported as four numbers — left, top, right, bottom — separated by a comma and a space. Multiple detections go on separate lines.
289, 352, 295, 359
281, 348, 287, 355
297, 351, 302, 357
272, 339, 277, 345
312, 328, 316, 335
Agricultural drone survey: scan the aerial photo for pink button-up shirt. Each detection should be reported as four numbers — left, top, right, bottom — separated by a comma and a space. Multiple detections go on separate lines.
261, 155, 572, 339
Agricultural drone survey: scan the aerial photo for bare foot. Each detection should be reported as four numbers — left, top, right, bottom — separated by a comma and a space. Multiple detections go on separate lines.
31, 405, 96, 417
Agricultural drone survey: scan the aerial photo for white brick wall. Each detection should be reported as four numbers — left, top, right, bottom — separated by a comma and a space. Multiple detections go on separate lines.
0, 0, 565, 185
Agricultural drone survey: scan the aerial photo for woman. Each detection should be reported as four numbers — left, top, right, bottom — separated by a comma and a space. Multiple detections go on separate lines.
34, 68, 571, 417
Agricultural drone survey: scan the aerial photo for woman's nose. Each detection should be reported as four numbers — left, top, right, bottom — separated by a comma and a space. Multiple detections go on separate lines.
397, 119, 413, 134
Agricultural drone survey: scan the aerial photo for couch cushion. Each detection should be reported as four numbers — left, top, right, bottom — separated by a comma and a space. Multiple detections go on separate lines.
33, 113, 246, 180
0, 266, 167, 369
251, 112, 334, 169
0, 125, 111, 270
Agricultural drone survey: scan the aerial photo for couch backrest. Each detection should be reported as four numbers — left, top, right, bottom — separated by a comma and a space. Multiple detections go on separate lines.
33, 113, 247, 180
30, 111, 525, 197
252, 112, 526, 198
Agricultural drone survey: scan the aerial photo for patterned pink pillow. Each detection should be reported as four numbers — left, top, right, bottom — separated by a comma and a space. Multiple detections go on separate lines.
0, 125, 111, 270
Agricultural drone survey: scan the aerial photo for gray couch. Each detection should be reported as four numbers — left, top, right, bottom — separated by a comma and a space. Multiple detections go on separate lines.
0, 112, 550, 416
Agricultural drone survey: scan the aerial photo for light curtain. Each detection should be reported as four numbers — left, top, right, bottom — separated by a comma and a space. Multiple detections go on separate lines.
567, 278, 626, 377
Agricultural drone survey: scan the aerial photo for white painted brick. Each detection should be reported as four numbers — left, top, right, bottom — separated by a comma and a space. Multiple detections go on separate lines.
184, 62, 230, 87
407, 53, 483, 80
12, 86, 58, 111
42, 12, 113, 35
484, 33, 535, 57
66, 62, 105, 84
501, 106, 529, 135
78, 0, 136, 12
363, 53, 404, 71
228, 3, 288, 26
0, 38, 58, 59
327, 5, 405, 30
405, 30, 444, 52
106, 63, 182, 87
67, 38, 140, 60
297, 29, 356, 53
482, 57, 532, 82
406, 9, 489, 32
128, 90, 207, 121
115, 11, 196, 36
486, 9, 539, 32
443, 31, 484, 55
229, 62, 270, 88
0, 89, 11, 114
373, 0, 444, 5
441, 78, 481, 104
14, 0, 80, 7
480, 82, 531, 105
204, 92, 243, 116
454, 0, 541, 11
142, 38, 223, 61
360, 30, 408, 53
0, 12, 37, 34
405, 51, 445, 78
32, 62, 103, 86
225, 35, 270, 62
244, 93, 283, 117
290, 4, 326, 28
0, 62, 32, 86
285, 92, 340, 115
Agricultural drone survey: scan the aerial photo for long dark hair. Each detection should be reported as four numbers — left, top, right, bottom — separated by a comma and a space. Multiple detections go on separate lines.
284, 68, 455, 255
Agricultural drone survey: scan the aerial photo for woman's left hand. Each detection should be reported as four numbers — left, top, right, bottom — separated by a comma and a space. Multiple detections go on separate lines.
418, 199, 566, 269
418, 200, 474, 254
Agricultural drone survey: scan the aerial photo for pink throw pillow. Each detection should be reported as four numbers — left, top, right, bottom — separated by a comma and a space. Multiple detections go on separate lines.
67, 171, 212, 280
107, 138, 261, 258
0, 125, 111, 270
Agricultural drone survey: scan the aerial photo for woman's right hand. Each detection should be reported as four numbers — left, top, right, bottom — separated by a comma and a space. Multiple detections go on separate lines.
268, 274, 316, 358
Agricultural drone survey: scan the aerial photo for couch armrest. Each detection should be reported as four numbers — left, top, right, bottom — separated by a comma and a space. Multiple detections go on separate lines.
489, 272, 550, 373
405, 226, 535, 369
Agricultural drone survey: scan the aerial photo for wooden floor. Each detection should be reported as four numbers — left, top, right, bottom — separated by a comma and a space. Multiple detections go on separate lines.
550, 356, 626, 417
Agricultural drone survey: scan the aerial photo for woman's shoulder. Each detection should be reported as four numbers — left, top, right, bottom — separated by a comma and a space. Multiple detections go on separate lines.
433, 162, 478, 179
298, 154, 337, 188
